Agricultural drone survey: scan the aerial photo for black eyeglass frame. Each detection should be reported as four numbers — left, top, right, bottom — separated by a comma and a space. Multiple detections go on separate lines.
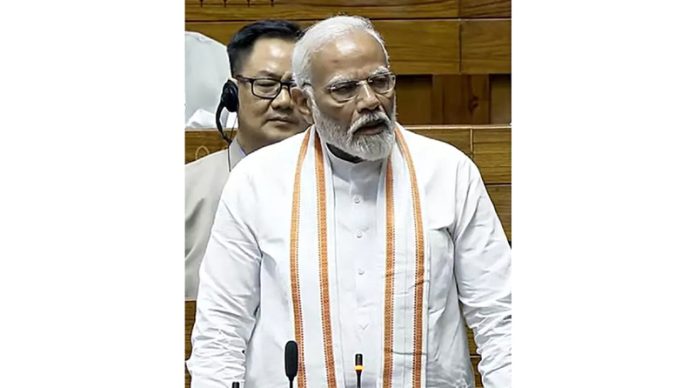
234, 75, 297, 100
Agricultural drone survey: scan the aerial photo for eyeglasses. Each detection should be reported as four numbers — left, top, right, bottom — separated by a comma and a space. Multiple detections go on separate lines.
321, 72, 396, 103
234, 75, 296, 100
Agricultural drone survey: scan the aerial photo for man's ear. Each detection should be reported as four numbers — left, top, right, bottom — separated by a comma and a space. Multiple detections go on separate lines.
291, 87, 313, 120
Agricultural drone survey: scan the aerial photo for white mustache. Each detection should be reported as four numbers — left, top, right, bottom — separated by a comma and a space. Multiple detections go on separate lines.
348, 111, 392, 135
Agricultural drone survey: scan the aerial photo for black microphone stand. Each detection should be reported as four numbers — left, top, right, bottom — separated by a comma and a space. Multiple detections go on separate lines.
355, 353, 363, 388
285, 340, 299, 388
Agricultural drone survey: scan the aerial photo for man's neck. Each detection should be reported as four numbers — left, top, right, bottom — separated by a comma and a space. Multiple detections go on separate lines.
327, 143, 363, 163
234, 130, 256, 155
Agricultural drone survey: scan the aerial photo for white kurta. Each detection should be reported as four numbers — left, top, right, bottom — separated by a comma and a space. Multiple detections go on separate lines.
328, 152, 383, 386
188, 126, 511, 388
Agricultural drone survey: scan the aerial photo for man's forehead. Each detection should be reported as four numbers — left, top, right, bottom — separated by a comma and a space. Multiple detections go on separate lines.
242, 38, 295, 76
311, 31, 387, 83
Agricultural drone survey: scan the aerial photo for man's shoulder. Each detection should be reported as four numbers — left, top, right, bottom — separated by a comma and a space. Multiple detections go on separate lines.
186, 148, 229, 173
185, 149, 230, 194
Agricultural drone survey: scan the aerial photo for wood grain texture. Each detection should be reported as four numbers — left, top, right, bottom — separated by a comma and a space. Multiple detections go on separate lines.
487, 184, 511, 241
186, 0, 459, 21
185, 300, 196, 388
394, 75, 433, 125
460, 19, 511, 74
185, 19, 461, 74
377, 20, 460, 74
432, 75, 490, 124
490, 74, 511, 124
459, 0, 511, 18
410, 126, 473, 157
472, 127, 510, 184
396, 75, 496, 125
471, 355, 483, 387
185, 130, 230, 163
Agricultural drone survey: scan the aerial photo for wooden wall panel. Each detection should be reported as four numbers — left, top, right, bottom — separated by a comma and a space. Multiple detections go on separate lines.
432, 75, 490, 124
186, 19, 460, 74
394, 75, 433, 125
185, 300, 195, 388
460, 19, 511, 74
377, 20, 460, 74
185, 20, 299, 46
410, 126, 472, 157
459, 0, 511, 18
490, 74, 511, 124
472, 127, 511, 184
472, 355, 483, 387
396, 74, 504, 125
186, 0, 459, 21
185, 130, 230, 163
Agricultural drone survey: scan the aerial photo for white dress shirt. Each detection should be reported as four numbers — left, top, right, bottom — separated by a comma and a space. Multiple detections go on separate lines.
188, 127, 511, 388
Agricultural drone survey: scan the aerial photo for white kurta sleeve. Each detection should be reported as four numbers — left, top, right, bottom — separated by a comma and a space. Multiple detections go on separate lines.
452, 157, 512, 388
187, 166, 261, 388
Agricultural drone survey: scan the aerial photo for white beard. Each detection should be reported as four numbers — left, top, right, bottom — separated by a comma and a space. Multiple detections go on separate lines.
311, 100, 397, 161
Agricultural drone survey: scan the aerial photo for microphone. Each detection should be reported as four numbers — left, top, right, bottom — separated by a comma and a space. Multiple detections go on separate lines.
231, 383, 240, 388
285, 340, 299, 388
355, 353, 363, 388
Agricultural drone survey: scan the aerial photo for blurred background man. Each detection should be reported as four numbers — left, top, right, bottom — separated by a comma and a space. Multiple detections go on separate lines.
185, 21, 309, 301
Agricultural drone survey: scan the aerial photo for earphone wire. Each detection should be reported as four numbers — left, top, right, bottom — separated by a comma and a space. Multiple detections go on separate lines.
226, 113, 239, 172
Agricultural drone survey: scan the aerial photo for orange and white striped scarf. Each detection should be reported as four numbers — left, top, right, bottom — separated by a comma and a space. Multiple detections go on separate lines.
288, 125, 430, 388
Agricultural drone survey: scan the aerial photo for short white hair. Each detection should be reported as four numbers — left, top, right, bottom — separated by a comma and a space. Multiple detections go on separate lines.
292, 15, 389, 90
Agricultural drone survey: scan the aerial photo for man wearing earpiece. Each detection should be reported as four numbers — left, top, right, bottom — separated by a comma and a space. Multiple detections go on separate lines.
185, 20, 310, 301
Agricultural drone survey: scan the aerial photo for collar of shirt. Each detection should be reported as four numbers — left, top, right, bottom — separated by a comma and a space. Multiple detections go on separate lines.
324, 140, 384, 183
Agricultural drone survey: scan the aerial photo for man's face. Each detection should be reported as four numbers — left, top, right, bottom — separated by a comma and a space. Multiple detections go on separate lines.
236, 38, 308, 151
305, 30, 396, 161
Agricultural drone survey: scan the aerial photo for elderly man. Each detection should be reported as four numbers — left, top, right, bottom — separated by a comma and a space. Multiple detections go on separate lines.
185, 20, 310, 300
188, 15, 511, 388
